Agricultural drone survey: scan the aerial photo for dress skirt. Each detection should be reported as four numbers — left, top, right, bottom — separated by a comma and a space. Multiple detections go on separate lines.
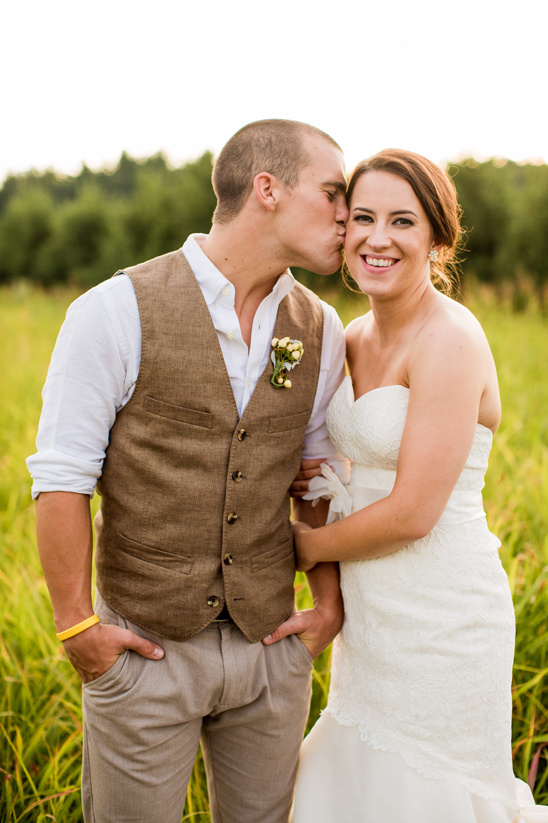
291, 713, 544, 823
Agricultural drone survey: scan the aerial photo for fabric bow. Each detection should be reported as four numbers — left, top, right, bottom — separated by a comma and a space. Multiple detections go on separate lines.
302, 463, 353, 525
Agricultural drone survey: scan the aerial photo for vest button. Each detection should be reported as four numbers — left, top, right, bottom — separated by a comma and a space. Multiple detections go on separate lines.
237, 429, 247, 441
227, 512, 238, 524
207, 596, 220, 608
232, 470, 243, 482
223, 553, 233, 565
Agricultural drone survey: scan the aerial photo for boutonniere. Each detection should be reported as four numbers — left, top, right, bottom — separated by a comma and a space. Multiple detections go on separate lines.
270, 336, 304, 389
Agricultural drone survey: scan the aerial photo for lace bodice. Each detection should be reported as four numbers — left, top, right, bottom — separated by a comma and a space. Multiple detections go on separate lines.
327, 376, 493, 495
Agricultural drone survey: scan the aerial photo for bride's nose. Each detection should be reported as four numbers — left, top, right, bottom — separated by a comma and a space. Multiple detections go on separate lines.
367, 221, 391, 250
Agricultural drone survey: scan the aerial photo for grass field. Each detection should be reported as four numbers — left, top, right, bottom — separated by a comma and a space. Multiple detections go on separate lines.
1, 282, 547, 821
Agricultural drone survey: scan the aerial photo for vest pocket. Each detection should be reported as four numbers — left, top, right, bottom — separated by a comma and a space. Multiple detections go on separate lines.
118, 532, 194, 574
144, 396, 213, 428
250, 537, 294, 573
267, 409, 311, 433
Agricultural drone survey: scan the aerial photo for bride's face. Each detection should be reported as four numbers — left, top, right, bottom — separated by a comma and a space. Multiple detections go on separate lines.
344, 170, 440, 299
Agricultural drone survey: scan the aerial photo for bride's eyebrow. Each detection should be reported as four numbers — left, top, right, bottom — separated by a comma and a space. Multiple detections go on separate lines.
390, 209, 418, 218
351, 207, 418, 217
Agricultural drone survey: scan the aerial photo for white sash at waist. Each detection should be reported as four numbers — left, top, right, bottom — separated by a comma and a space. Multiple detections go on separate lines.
304, 465, 486, 526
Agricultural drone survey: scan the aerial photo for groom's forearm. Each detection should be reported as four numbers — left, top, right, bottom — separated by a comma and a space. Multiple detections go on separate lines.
294, 498, 344, 648
303, 560, 342, 609
299, 558, 343, 656
261, 499, 342, 655
292, 495, 329, 530
293, 498, 342, 610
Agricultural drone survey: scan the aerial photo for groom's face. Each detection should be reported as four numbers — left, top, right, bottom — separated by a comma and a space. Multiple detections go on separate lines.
276, 137, 348, 276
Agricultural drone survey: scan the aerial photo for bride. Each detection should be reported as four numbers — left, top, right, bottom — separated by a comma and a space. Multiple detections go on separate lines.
290, 150, 548, 822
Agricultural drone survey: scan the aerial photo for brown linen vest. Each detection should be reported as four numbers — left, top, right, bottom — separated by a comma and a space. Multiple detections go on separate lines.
95, 250, 324, 643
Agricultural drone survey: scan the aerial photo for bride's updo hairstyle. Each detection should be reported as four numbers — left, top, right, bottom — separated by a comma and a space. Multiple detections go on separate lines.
345, 149, 463, 294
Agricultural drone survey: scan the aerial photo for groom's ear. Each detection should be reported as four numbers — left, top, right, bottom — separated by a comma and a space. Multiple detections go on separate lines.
253, 172, 281, 212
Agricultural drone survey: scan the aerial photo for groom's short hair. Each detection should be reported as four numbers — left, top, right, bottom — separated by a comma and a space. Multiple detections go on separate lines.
212, 119, 341, 224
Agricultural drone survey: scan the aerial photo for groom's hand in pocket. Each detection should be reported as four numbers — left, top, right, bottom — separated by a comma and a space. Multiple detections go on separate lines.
62, 623, 165, 683
262, 561, 343, 659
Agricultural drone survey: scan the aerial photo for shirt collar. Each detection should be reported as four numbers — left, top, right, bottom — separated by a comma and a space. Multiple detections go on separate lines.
181, 234, 295, 307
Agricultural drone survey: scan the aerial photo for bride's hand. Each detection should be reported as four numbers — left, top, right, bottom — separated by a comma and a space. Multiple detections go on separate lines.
289, 458, 327, 498
292, 520, 315, 572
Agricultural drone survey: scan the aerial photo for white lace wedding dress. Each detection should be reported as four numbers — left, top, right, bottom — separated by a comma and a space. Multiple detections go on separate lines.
292, 377, 548, 823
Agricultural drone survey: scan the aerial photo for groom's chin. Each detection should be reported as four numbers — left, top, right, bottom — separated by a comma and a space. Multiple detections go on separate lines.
310, 260, 343, 278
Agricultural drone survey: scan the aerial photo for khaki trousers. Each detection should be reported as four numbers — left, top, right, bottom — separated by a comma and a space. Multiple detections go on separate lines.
81, 593, 313, 823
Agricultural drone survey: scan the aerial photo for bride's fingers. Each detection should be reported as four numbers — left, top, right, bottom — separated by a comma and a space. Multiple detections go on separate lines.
298, 458, 327, 476
290, 478, 311, 491
289, 480, 310, 498
295, 469, 322, 481
291, 460, 328, 496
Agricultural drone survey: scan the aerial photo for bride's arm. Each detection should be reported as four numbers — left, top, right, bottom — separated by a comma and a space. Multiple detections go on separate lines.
296, 312, 499, 569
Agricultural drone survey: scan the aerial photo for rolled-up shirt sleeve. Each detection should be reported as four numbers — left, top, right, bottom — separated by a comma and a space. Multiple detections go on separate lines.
302, 300, 350, 484
26, 276, 140, 499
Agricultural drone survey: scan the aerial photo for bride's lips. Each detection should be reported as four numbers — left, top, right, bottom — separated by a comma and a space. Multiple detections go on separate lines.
360, 254, 399, 273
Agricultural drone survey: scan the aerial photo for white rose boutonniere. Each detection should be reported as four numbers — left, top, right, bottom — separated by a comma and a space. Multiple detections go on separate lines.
270, 337, 304, 389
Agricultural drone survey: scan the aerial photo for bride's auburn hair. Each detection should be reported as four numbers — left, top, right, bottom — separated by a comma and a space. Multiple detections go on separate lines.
345, 149, 463, 295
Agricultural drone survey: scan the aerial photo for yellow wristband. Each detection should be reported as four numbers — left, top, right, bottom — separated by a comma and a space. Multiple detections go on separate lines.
56, 614, 100, 641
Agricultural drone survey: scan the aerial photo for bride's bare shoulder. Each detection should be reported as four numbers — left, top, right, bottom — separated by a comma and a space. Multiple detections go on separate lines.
408, 293, 497, 393
425, 293, 491, 350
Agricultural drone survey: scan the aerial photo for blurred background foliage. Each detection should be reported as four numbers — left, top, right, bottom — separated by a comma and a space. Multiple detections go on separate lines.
0, 151, 217, 290
0, 152, 547, 310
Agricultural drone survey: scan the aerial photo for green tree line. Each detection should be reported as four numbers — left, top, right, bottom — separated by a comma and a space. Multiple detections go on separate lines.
0, 152, 217, 290
449, 158, 548, 309
0, 152, 547, 306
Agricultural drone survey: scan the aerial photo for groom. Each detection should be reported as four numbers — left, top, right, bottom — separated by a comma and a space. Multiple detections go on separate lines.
28, 119, 348, 823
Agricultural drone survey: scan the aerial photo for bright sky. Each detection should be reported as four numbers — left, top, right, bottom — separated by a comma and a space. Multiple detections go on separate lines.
1, 0, 546, 184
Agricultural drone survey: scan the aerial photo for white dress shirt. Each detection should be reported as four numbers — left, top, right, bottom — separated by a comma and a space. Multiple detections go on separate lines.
27, 235, 348, 499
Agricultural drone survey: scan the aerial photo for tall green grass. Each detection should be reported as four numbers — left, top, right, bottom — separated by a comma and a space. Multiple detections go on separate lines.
1, 284, 547, 820
475, 298, 548, 795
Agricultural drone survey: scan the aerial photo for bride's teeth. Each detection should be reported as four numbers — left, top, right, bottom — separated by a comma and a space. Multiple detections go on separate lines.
365, 257, 393, 267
